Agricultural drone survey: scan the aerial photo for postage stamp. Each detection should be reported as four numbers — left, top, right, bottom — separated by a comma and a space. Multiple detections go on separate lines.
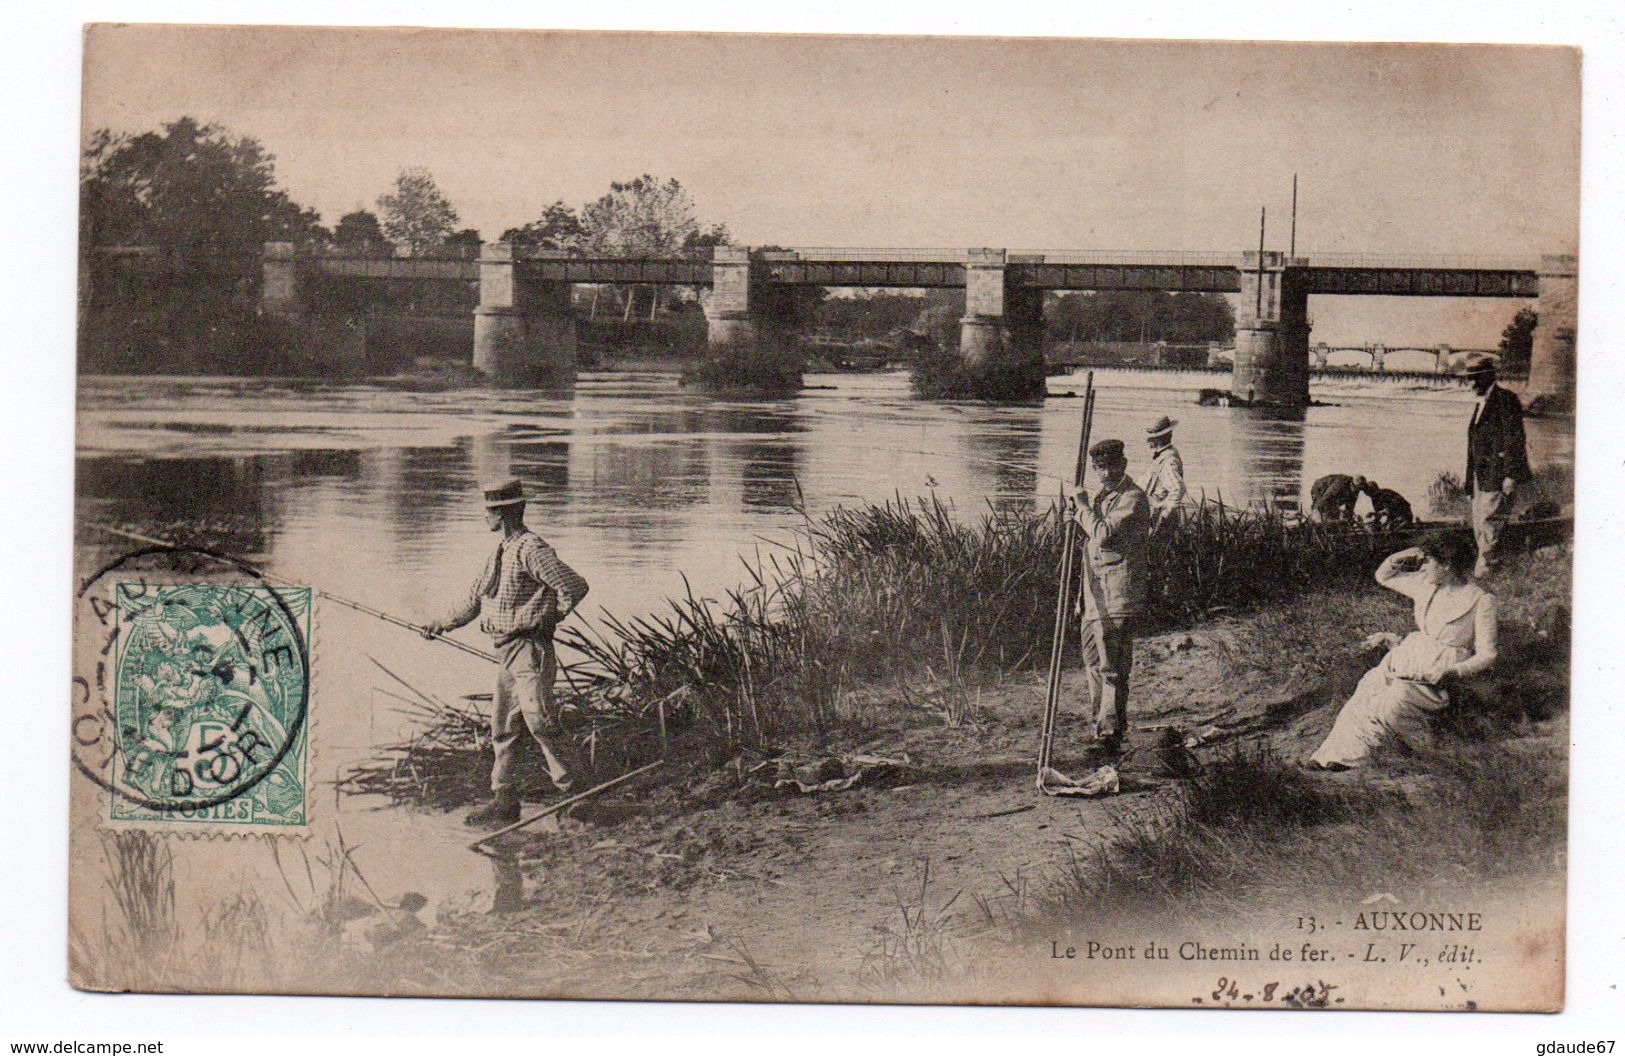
73, 547, 312, 832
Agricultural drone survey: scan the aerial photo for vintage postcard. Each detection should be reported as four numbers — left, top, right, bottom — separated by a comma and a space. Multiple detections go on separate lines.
71, 25, 1577, 1009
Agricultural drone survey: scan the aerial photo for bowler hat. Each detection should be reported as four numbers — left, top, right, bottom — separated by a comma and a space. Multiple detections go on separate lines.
481, 478, 527, 509
1089, 439, 1127, 463
1145, 416, 1177, 438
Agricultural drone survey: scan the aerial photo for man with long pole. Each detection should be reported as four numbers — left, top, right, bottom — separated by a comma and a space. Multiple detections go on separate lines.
422, 478, 591, 827
1064, 439, 1151, 756
1038, 380, 1095, 782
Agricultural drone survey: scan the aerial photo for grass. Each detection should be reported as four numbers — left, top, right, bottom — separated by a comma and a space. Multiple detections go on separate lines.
1427, 464, 1575, 518
75, 819, 441, 993
857, 859, 968, 993
1027, 547, 1571, 934
74, 830, 277, 992
99, 831, 178, 960
1036, 734, 1563, 929
344, 495, 1428, 809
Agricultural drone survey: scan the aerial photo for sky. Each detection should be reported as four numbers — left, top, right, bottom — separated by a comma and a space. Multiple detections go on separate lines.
81, 26, 1581, 345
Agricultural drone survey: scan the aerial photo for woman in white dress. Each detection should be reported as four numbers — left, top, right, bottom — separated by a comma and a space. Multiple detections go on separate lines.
1307, 532, 1498, 770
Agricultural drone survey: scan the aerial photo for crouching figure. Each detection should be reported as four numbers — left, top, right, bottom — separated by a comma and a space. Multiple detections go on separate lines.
1307, 532, 1497, 770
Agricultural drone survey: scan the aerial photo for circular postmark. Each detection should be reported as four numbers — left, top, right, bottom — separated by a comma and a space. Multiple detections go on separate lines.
73, 545, 311, 826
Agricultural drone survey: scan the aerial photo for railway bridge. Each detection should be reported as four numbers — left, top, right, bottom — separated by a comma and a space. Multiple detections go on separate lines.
259, 242, 1576, 407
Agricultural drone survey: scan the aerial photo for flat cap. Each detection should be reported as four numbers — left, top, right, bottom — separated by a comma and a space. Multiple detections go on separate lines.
1089, 438, 1126, 463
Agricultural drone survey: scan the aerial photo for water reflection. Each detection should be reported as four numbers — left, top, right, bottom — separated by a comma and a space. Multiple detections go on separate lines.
1226, 405, 1308, 514
76, 370, 1573, 646
738, 426, 804, 511
962, 410, 1046, 511
77, 454, 281, 557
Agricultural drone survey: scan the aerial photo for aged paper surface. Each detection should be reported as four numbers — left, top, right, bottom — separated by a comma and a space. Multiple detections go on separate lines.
71, 25, 1576, 1009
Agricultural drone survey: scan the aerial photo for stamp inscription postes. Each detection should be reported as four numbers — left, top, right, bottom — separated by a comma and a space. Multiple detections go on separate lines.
73, 546, 311, 830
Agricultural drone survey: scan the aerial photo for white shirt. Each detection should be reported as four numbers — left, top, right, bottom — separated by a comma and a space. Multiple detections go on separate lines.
1470, 382, 1497, 428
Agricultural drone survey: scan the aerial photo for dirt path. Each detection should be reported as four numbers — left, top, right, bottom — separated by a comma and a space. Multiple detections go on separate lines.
412, 628, 1335, 1002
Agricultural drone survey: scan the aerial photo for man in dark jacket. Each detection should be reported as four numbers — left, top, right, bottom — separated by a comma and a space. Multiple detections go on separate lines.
1310, 473, 1367, 522
1463, 356, 1532, 576
1359, 480, 1414, 530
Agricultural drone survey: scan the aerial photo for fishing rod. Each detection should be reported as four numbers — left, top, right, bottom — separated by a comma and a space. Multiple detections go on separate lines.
83, 520, 500, 665
468, 759, 665, 853
1037, 374, 1095, 785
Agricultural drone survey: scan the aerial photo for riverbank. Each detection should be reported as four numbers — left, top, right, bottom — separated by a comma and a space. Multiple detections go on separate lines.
73, 498, 1566, 1001
213, 542, 1564, 1002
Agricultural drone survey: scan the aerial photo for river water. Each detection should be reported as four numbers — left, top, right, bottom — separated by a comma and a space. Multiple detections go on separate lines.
74, 368, 1572, 904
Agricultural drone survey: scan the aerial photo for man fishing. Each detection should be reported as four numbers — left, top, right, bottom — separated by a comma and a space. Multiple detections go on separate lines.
1064, 439, 1151, 757
422, 478, 590, 828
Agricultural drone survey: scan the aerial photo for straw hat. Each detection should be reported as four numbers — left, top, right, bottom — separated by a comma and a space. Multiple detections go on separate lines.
481, 478, 527, 509
1145, 415, 1177, 438
1461, 354, 1497, 378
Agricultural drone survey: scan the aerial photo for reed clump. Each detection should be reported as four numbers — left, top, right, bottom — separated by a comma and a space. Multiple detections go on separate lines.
1143, 502, 1385, 623
909, 338, 1047, 402
680, 337, 804, 397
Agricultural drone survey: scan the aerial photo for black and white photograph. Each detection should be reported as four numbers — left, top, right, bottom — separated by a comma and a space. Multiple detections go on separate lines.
33, 13, 1606, 1022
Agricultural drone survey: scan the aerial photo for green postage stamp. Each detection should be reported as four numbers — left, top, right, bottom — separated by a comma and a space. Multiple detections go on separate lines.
103, 581, 312, 830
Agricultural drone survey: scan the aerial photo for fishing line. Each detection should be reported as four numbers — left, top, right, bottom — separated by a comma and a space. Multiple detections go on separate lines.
83, 519, 502, 664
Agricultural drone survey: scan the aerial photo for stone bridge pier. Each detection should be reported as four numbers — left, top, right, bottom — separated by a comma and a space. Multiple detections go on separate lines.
958, 249, 1043, 368
473, 243, 576, 387
1528, 254, 1577, 409
1232, 252, 1310, 408
703, 247, 802, 355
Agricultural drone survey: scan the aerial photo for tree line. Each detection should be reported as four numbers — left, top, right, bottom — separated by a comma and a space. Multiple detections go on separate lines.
80, 117, 725, 260
78, 116, 1536, 375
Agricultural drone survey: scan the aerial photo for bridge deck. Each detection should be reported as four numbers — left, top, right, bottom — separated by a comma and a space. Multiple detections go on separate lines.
278, 247, 1548, 298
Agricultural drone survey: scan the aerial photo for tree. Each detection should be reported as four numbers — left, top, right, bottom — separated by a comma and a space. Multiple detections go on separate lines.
813, 291, 936, 342
332, 209, 385, 248
445, 228, 483, 250
376, 166, 459, 256
1498, 307, 1537, 374
1047, 290, 1233, 345
579, 174, 700, 256
683, 223, 733, 251
501, 200, 586, 251
80, 117, 324, 252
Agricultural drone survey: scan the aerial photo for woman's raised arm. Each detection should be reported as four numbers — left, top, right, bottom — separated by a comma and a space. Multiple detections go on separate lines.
1375, 547, 1429, 600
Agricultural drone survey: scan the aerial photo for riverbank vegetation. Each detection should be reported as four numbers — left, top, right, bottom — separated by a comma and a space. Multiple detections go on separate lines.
344, 497, 1463, 806
110, 511, 1568, 998
1018, 548, 1568, 938
1427, 463, 1574, 518
679, 338, 805, 397
910, 338, 1048, 402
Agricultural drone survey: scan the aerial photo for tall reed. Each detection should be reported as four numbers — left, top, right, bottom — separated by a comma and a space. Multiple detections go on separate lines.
349, 494, 1414, 804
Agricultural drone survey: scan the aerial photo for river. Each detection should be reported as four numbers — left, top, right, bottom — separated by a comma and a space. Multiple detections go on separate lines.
74, 368, 1572, 904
